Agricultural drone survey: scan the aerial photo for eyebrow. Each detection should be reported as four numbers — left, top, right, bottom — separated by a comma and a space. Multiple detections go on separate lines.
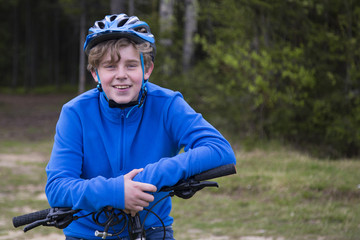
125, 59, 140, 64
101, 59, 140, 65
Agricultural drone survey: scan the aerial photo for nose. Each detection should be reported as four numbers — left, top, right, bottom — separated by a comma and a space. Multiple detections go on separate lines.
115, 66, 127, 79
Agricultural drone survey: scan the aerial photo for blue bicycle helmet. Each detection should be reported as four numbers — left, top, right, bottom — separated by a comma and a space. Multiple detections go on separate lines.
84, 13, 156, 61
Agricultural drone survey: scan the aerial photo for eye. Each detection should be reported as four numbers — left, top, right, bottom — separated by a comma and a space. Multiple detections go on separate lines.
127, 63, 138, 69
103, 64, 116, 69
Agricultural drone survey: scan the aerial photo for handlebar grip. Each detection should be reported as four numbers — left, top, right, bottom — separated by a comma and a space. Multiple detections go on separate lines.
193, 164, 236, 182
13, 208, 51, 228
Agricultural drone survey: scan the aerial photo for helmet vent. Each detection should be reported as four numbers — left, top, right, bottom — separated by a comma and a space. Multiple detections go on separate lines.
109, 15, 117, 22
135, 27, 147, 33
96, 21, 105, 29
117, 18, 128, 27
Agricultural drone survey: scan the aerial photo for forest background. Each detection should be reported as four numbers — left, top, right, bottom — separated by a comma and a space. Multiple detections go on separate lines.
0, 0, 360, 158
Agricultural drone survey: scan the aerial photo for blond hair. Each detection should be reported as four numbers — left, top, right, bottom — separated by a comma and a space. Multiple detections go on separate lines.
87, 38, 153, 73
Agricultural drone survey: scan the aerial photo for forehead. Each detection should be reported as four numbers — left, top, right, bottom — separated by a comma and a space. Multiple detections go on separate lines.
101, 43, 140, 63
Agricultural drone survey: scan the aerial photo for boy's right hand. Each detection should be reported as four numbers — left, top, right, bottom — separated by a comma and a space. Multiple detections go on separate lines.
124, 168, 157, 216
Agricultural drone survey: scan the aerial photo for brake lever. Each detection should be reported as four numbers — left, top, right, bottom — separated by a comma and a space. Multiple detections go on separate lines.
23, 219, 50, 232
162, 179, 219, 199
47, 208, 80, 229
23, 208, 79, 232
48, 208, 78, 219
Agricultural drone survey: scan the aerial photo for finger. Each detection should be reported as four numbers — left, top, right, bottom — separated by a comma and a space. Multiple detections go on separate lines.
129, 206, 143, 214
137, 182, 157, 193
124, 168, 144, 180
138, 192, 155, 203
130, 210, 138, 217
135, 199, 151, 208
128, 191, 153, 206
124, 208, 139, 217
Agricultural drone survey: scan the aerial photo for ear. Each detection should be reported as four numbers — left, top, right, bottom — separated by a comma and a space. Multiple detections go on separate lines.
91, 70, 98, 82
144, 62, 154, 80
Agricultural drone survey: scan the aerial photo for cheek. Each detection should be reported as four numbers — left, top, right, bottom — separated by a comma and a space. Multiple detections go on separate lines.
132, 72, 144, 85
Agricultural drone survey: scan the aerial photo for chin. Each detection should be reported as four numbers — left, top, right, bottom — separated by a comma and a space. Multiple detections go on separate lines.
113, 98, 136, 104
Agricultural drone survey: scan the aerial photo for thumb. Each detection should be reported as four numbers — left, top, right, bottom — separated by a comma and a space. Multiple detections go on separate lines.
124, 168, 144, 180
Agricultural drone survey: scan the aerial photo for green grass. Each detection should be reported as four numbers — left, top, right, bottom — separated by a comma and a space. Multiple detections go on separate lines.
0, 139, 54, 154
1, 140, 359, 239
171, 143, 360, 240
0, 139, 61, 239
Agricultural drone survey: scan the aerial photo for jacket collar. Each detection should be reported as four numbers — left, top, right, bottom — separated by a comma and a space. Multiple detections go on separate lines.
99, 91, 142, 123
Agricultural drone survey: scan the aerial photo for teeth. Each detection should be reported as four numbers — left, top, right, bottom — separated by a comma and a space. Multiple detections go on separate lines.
114, 85, 130, 89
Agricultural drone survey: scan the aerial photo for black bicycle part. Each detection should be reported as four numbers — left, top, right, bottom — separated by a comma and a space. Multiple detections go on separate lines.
13, 207, 80, 232
160, 163, 236, 199
128, 213, 145, 240
136, 164, 237, 238
13, 208, 51, 228
12, 164, 237, 239
93, 207, 127, 239
193, 163, 237, 181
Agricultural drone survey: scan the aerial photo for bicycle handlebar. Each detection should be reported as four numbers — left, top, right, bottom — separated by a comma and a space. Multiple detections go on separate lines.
13, 207, 79, 232
160, 163, 236, 195
12, 164, 237, 237
13, 208, 51, 228
193, 163, 236, 181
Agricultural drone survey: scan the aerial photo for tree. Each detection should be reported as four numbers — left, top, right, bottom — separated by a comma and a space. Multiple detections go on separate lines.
110, 0, 126, 13
1, 0, 360, 157
11, 1, 19, 88
78, 0, 86, 94
182, 0, 198, 72
158, 0, 175, 75
24, 0, 36, 90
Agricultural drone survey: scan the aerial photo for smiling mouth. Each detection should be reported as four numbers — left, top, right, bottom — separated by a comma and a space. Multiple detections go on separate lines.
114, 85, 131, 89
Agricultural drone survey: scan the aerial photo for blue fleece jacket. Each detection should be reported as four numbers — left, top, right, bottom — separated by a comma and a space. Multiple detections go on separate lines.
45, 83, 236, 239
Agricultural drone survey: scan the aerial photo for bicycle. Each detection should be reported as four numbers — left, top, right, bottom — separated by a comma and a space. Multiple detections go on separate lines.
13, 164, 236, 240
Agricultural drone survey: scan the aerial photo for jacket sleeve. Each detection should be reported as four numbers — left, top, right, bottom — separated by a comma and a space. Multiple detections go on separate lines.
45, 105, 125, 212
133, 94, 236, 189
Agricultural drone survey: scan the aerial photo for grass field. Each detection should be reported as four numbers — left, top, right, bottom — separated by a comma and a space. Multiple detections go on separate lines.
0, 94, 359, 240
171, 143, 360, 240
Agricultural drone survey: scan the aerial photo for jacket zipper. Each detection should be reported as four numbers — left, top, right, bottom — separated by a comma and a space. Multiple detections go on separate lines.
120, 111, 126, 171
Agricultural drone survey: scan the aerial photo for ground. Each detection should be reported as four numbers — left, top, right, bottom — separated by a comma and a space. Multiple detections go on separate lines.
0, 93, 74, 142
0, 93, 73, 240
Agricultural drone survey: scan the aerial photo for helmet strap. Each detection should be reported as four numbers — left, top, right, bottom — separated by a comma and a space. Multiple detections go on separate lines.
138, 52, 147, 107
95, 68, 107, 96
95, 69, 103, 92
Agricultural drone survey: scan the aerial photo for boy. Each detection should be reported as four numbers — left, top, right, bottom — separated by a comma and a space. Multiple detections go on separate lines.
45, 14, 236, 240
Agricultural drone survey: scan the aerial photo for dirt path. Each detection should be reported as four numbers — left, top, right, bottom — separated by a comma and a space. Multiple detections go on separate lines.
1, 231, 289, 240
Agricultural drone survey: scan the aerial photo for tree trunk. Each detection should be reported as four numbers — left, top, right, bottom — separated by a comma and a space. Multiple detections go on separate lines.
110, 0, 126, 14
25, 0, 36, 90
128, 0, 135, 15
159, 0, 174, 45
159, 0, 175, 75
12, 3, 19, 89
53, 4, 60, 88
78, 0, 86, 94
344, 0, 352, 94
183, 0, 198, 72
